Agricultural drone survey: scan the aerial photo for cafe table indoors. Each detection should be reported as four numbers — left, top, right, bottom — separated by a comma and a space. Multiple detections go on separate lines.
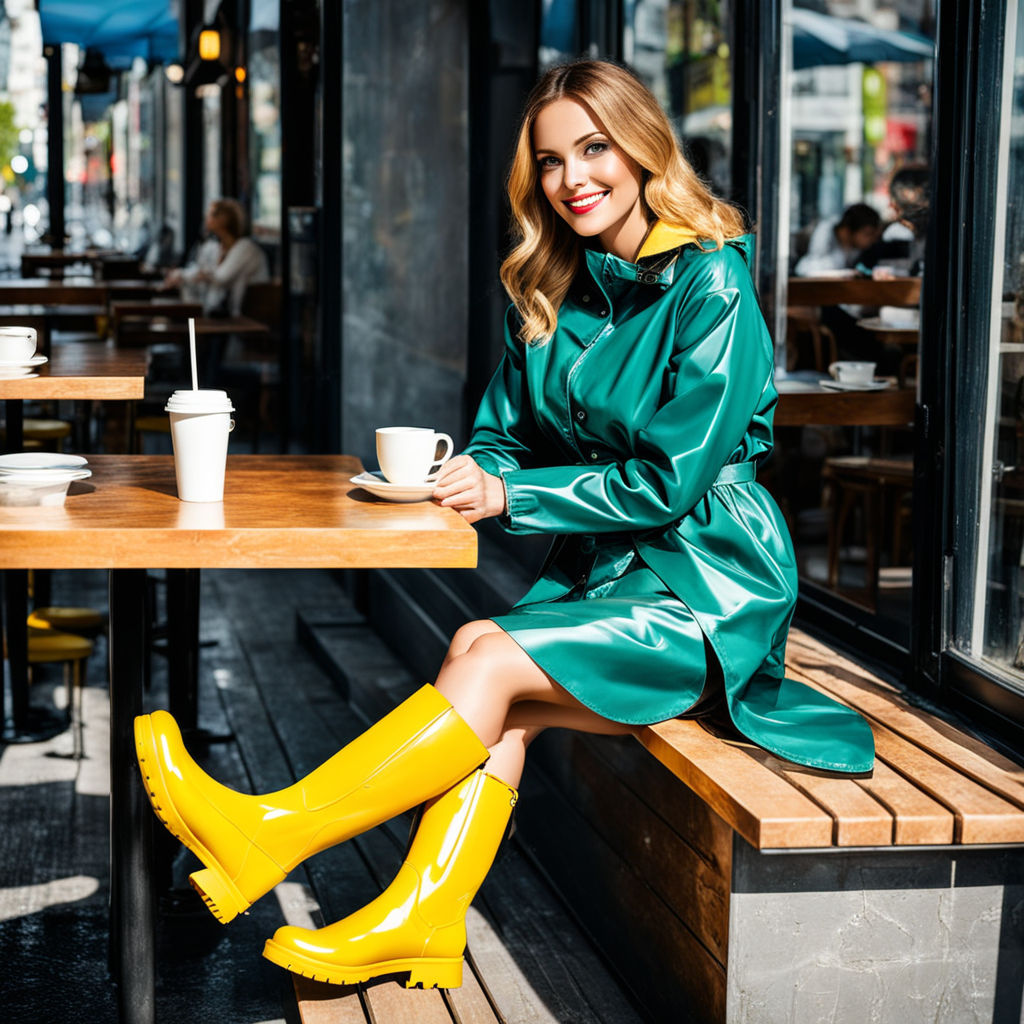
0, 453, 476, 1024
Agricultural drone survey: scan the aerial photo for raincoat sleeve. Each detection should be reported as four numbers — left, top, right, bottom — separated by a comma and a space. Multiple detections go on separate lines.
462, 305, 552, 477
501, 247, 773, 534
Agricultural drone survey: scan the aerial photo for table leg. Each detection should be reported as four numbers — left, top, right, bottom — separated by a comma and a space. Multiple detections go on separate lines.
166, 569, 231, 744
5, 397, 23, 450
165, 570, 200, 733
108, 568, 155, 1024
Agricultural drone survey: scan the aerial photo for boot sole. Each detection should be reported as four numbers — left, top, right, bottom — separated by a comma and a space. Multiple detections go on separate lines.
134, 715, 255, 925
262, 938, 463, 989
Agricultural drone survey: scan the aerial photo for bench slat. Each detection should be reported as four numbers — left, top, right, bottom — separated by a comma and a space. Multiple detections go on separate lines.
292, 978, 367, 1024
640, 718, 834, 849
745, 749, 894, 846
786, 630, 1024, 813
872, 724, 1024, 843
854, 759, 955, 845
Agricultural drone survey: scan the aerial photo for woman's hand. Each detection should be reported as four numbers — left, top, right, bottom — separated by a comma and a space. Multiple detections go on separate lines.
432, 455, 506, 524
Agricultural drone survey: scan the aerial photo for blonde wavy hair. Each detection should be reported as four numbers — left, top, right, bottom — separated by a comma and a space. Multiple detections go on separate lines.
500, 59, 747, 344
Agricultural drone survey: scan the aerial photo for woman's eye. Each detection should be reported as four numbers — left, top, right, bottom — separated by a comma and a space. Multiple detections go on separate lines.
537, 156, 560, 170
585, 141, 609, 156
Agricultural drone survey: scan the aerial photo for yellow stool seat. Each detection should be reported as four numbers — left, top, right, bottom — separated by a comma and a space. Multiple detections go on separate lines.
23, 418, 73, 441
28, 627, 94, 663
134, 415, 171, 433
28, 606, 105, 634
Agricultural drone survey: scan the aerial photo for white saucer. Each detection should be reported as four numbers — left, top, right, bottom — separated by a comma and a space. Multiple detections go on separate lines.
0, 468, 91, 483
0, 452, 88, 471
0, 354, 47, 368
350, 471, 436, 502
819, 379, 891, 392
0, 369, 39, 379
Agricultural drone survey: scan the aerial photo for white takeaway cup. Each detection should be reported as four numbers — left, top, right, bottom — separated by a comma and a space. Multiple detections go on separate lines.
0, 327, 37, 362
165, 389, 235, 502
376, 426, 454, 485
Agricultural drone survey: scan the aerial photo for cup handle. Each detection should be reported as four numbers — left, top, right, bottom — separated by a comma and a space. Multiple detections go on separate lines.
424, 433, 454, 481
828, 362, 840, 380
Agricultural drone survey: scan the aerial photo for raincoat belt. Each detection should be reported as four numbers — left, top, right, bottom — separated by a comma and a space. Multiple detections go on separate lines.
712, 461, 755, 486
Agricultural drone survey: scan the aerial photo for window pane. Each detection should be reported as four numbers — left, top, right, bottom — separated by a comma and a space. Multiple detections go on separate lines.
768, 1, 933, 644
623, 0, 732, 196
960, 5, 1024, 688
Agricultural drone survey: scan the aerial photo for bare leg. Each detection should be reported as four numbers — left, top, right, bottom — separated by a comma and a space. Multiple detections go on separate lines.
483, 701, 635, 788
434, 620, 628, 750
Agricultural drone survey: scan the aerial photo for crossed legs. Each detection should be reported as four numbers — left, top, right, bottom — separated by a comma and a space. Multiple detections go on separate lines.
435, 619, 635, 787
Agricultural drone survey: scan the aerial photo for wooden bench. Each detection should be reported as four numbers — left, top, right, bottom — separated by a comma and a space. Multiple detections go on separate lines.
517, 627, 1024, 1023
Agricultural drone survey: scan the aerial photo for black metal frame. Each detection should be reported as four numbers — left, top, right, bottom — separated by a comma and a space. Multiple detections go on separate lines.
915, 0, 1024, 753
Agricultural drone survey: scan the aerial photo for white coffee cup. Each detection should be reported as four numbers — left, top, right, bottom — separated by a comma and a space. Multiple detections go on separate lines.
376, 426, 454, 485
829, 361, 877, 386
165, 389, 235, 502
0, 327, 37, 362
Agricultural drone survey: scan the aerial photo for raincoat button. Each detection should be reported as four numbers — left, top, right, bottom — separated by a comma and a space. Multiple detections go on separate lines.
589, 450, 599, 460
581, 294, 591, 303
575, 409, 586, 422
598, 308, 608, 317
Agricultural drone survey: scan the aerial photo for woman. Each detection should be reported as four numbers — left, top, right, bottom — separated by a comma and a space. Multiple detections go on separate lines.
135, 60, 873, 992
163, 198, 269, 315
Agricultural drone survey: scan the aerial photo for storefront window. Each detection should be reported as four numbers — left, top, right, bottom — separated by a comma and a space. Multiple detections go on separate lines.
958, 4, 1024, 689
623, 0, 732, 195
249, 0, 280, 239
769, 0, 934, 646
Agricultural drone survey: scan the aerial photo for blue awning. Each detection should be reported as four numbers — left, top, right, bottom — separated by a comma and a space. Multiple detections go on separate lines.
38, 0, 179, 67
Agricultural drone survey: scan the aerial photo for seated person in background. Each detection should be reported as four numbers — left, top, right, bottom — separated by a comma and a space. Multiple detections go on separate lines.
794, 203, 890, 368
794, 203, 882, 277
860, 164, 930, 278
163, 199, 269, 315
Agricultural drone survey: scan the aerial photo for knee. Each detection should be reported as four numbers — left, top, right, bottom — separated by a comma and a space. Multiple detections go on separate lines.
447, 619, 500, 660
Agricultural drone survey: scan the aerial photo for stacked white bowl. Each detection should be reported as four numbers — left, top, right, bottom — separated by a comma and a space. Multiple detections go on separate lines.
0, 452, 91, 506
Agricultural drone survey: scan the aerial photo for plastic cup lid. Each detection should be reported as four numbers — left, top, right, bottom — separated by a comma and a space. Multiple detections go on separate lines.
165, 389, 234, 413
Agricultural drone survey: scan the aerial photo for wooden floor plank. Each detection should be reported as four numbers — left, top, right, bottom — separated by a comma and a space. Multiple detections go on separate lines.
443, 965, 501, 1024
786, 629, 1024, 812
854, 759, 955, 845
872, 724, 1024, 843
293, 977, 368, 1024
639, 717, 834, 848
744, 747, 894, 846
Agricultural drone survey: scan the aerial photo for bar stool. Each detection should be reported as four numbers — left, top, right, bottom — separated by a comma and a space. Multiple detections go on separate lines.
26, 627, 94, 758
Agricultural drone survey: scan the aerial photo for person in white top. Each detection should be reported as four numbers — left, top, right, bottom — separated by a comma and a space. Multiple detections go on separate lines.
794, 203, 882, 277
164, 199, 269, 315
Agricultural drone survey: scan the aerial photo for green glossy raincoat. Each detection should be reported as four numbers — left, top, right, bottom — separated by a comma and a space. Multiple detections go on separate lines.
465, 225, 874, 773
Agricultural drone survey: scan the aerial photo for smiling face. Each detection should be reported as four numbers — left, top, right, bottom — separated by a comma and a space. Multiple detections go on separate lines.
532, 98, 649, 262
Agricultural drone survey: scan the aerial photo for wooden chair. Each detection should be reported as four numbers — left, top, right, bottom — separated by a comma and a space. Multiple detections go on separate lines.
25, 627, 94, 758
821, 454, 914, 610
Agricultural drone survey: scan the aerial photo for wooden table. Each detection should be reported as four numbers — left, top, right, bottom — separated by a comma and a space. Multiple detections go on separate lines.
774, 380, 916, 427
0, 454, 477, 1024
787, 275, 921, 308
0, 356, 147, 742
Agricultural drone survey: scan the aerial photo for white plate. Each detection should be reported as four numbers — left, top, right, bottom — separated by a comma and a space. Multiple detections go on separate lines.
0, 468, 91, 484
0, 354, 47, 368
819, 379, 891, 392
0, 452, 88, 471
0, 368, 39, 379
350, 471, 436, 503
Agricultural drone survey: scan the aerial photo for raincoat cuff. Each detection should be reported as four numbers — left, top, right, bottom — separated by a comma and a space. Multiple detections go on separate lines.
497, 469, 539, 534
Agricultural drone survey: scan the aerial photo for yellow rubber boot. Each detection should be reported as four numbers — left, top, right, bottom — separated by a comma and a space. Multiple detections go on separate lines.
262, 769, 516, 989
134, 685, 488, 925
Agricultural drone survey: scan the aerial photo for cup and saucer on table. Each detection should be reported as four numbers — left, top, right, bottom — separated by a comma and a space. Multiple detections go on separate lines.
820, 361, 890, 392
0, 327, 46, 379
351, 426, 454, 503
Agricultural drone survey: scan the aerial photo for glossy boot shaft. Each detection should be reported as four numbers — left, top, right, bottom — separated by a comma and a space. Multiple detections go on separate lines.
262, 769, 517, 988
134, 685, 488, 923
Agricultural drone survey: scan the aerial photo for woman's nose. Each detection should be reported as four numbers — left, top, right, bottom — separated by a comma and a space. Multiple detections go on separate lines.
563, 158, 587, 190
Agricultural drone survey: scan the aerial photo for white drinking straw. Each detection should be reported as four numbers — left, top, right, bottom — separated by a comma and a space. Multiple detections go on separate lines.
188, 317, 198, 391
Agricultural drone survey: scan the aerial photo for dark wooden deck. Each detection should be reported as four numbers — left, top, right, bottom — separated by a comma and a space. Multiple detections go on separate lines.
0, 568, 644, 1024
